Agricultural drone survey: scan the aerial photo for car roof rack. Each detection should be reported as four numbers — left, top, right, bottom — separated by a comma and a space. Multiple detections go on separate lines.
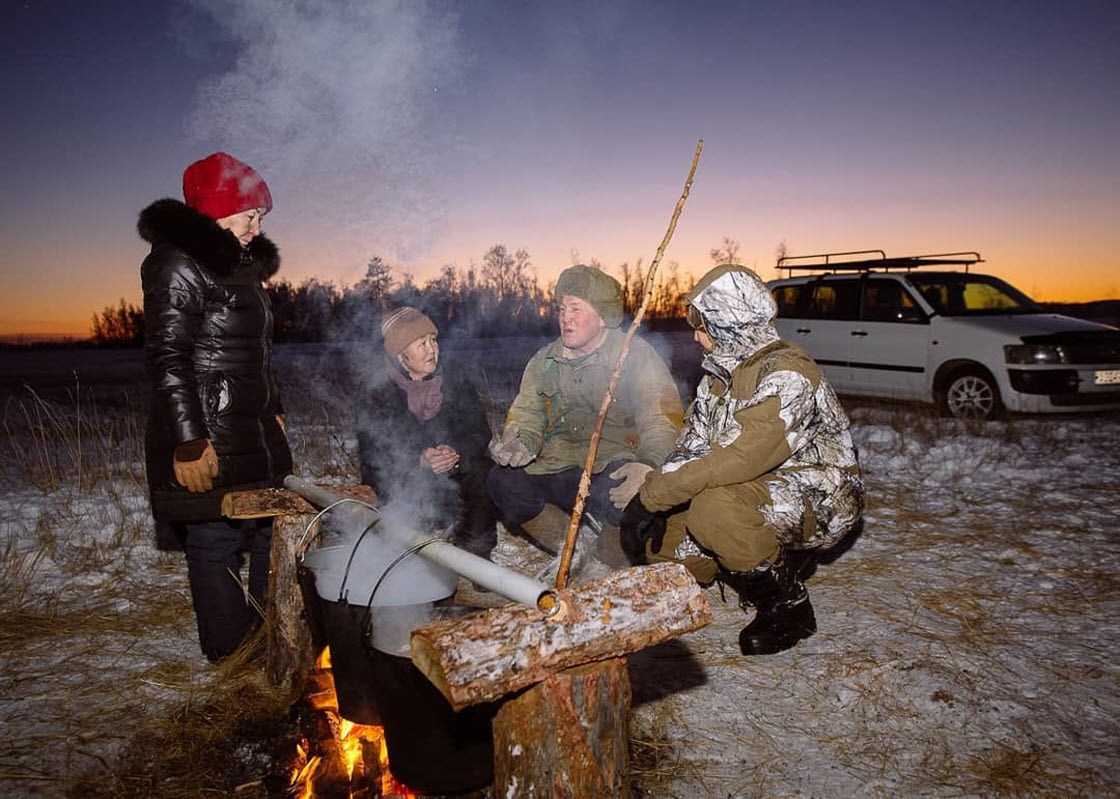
775, 249, 983, 275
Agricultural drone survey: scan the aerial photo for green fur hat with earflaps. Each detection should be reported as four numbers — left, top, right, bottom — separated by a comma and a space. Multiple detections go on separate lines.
555, 265, 624, 328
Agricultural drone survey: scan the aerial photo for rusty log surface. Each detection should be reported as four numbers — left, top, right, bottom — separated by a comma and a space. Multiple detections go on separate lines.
493, 658, 631, 798
220, 484, 376, 520
410, 562, 711, 710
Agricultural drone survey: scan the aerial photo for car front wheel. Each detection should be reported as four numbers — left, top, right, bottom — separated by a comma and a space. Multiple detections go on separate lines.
939, 367, 1003, 420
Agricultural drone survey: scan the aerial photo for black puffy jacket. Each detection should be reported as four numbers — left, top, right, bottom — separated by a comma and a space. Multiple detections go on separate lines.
139, 199, 293, 524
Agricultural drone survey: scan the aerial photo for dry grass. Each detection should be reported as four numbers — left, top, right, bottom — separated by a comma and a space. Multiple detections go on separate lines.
1, 384, 145, 493
0, 384, 271, 794
959, 740, 1114, 797
0, 565, 288, 795
68, 652, 294, 798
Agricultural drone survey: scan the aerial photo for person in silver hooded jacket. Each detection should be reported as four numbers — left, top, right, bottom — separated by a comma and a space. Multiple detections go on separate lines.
622, 264, 863, 655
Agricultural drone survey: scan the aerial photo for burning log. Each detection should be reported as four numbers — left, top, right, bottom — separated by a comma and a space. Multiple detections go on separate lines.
356, 738, 384, 795
304, 732, 354, 797
285, 650, 408, 798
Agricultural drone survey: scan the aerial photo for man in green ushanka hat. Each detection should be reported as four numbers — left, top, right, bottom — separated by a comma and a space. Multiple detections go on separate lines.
487, 265, 683, 582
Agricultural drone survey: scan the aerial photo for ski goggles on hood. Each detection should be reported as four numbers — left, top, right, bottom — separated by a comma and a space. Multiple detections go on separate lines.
686, 304, 706, 332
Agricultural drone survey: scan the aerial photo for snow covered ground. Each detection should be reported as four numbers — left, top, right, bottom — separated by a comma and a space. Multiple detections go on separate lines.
626, 405, 1119, 797
0, 343, 1117, 796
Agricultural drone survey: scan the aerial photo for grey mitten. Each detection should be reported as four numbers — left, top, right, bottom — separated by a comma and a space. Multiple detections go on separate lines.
488, 424, 536, 467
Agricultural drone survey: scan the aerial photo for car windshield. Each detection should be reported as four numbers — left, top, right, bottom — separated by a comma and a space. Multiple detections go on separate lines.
905, 273, 1043, 316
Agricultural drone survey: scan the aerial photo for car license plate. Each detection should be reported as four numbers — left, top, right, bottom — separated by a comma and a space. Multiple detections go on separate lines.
1095, 369, 1120, 385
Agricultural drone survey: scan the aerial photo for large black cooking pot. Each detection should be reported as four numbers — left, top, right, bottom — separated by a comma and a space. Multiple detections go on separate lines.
368, 642, 495, 794
300, 531, 494, 792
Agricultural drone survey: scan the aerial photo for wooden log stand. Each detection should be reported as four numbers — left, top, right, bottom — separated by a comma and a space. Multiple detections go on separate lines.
221, 484, 376, 691
492, 657, 631, 796
224, 486, 712, 797
412, 562, 711, 797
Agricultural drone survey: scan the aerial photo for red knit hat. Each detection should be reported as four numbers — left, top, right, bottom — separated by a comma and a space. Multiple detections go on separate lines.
182, 152, 273, 220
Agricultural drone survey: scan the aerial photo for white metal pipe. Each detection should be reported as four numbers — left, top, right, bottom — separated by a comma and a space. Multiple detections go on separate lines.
286, 475, 380, 521
284, 475, 559, 615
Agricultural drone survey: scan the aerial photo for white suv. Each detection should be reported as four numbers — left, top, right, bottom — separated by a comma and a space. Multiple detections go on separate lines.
766, 250, 1120, 419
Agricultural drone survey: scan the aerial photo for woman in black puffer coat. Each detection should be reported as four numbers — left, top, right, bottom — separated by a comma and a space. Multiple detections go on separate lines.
139, 152, 293, 662
355, 307, 496, 558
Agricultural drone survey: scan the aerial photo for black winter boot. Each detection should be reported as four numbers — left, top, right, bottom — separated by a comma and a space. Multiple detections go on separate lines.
720, 557, 816, 656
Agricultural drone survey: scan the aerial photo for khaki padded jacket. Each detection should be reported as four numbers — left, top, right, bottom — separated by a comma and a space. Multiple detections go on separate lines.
504, 328, 683, 475
640, 266, 862, 549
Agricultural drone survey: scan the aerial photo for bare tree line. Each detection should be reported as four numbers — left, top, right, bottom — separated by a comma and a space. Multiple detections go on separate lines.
89, 241, 738, 346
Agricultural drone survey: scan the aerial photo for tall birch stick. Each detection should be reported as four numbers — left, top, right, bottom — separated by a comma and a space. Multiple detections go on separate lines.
555, 139, 704, 589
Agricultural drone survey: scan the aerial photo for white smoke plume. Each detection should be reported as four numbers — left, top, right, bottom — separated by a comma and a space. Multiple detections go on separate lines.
186, 0, 462, 265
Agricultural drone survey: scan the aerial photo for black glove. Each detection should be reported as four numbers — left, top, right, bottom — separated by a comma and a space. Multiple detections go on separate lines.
619, 495, 666, 565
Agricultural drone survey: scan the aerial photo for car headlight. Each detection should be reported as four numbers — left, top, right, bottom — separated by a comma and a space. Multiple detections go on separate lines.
1004, 344, 1067, 364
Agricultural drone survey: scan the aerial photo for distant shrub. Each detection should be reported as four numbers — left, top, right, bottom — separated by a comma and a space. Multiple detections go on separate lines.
91, 299, 144, 347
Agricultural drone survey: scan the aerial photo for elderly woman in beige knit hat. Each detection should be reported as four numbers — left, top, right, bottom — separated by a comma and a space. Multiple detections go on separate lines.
355, 307, 497, 557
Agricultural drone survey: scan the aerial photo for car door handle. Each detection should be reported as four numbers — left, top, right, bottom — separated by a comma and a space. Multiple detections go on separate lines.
850, 331, 868, 337
795, 327, 811, 334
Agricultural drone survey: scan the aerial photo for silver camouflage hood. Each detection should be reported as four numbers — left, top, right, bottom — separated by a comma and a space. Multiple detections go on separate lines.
687, 265, 780, 373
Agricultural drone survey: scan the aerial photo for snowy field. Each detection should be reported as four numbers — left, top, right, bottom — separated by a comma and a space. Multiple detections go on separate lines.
0, 340, 1117, 797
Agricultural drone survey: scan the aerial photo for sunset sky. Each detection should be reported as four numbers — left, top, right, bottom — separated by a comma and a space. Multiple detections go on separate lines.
2, 0, 1118, 339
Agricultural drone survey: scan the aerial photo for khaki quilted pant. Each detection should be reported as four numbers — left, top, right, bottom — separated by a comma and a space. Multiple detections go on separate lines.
649, 479, 802, 580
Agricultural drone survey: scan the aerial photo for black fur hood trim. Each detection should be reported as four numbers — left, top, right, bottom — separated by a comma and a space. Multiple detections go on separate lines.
137, 198, 280, 282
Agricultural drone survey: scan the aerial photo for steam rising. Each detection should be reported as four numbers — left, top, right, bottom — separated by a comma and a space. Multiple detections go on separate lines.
187, 0, 463, 264
301, 506, 459, 656
303, 502, 459, 608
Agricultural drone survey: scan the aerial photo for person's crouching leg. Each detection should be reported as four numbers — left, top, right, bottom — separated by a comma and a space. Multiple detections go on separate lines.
686, 483, 816, 656
718, 555, 816, 655
643, 510, 719, 585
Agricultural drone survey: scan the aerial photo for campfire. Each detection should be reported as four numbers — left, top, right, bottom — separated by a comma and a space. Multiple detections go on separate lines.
236, 473, 709, 798
287, 647, 417, 798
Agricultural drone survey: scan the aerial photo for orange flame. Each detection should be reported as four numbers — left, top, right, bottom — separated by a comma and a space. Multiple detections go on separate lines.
289, 647, 418, 798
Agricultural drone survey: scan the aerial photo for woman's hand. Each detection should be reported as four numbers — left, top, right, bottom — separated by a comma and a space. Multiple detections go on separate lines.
420, 444, 460, 475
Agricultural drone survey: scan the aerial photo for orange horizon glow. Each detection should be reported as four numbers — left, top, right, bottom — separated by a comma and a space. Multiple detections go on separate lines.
4, 244, 1117, 341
